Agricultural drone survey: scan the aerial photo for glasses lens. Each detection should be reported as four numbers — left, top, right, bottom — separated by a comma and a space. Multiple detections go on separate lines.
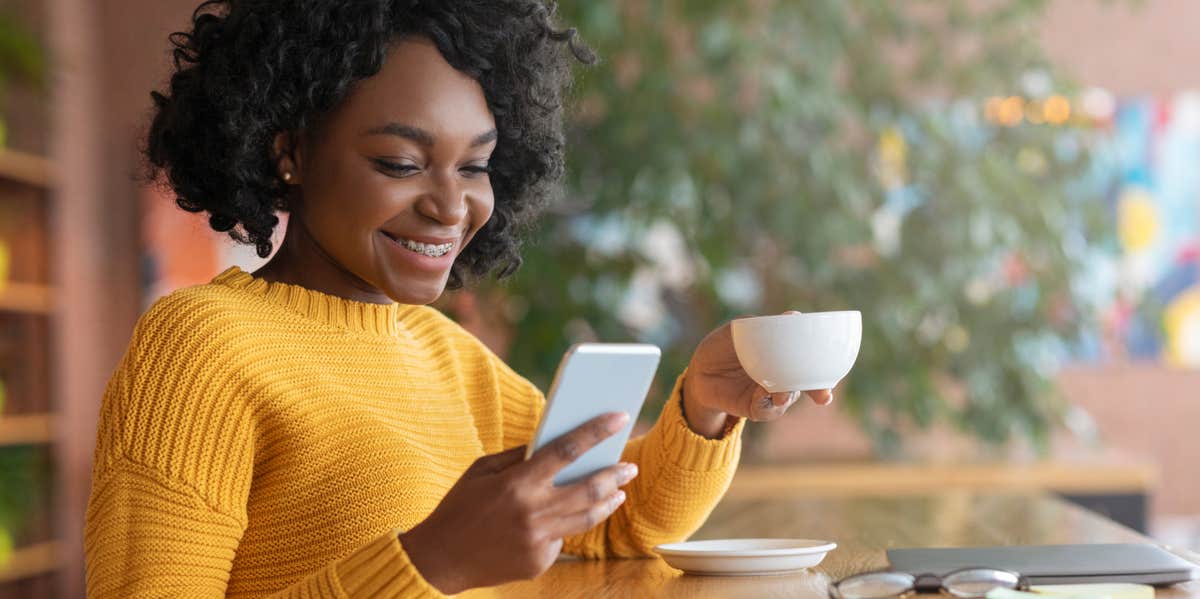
834, 572, 916, 599
942, 569, 1022, 598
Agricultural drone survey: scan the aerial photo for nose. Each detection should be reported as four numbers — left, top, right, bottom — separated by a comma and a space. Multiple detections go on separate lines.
416, 172, 469, 226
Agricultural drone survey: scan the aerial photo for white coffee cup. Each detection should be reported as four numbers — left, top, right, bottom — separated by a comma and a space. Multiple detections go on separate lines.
730, 311, 862, 393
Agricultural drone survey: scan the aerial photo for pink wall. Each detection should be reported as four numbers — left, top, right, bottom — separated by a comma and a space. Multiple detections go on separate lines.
1041, 0, 1200, 94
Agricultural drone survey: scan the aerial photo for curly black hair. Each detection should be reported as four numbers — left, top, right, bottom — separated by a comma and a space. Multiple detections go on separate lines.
146, 0, 594, 288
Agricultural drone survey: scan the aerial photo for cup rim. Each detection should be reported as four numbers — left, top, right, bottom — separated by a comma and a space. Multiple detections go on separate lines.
733, 310, 860, 324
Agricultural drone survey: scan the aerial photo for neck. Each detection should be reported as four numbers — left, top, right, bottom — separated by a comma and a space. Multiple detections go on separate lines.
253, 216, 393, 305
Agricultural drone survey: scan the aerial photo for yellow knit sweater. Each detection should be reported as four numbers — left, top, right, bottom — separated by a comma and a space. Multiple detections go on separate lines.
84, 267, 745, 598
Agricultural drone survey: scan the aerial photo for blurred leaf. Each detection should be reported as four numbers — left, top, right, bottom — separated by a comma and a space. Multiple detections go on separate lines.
0, 12, 44, 89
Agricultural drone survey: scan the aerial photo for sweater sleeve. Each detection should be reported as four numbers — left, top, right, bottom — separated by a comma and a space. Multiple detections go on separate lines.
84, 299, 446, 598
487, 353, 745, 558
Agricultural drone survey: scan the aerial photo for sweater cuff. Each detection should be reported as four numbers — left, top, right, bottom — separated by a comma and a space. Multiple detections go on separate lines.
335, 529, 446, 598
648, 370, 746, 472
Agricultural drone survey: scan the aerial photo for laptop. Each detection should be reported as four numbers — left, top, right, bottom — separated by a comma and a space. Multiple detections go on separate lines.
887, 544, 1200, 586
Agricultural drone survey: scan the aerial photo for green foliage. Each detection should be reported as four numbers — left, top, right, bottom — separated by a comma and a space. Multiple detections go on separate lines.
0, 9, 43, 145
0, 10, 45, 538
0, 11, 44, 92
0, 447, 46, 536
481, 1, 1110, 454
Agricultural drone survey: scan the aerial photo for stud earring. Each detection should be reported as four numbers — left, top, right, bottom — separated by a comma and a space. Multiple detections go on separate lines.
282, 171, 293, 182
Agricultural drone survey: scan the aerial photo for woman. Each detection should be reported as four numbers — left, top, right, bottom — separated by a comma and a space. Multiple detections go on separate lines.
83, 1, 833, 597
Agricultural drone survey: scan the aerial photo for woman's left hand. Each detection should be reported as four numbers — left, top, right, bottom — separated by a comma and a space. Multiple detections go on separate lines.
681, 313, 833, 438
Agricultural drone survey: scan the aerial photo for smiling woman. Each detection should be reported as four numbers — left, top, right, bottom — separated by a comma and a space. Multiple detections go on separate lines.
81, 1, 813, 598
258, 38, 503, 305
144, 0, 586, 300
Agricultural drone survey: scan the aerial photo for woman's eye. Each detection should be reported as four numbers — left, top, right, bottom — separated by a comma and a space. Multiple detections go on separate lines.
460, 164, 491, 177
373, 159, 421, 177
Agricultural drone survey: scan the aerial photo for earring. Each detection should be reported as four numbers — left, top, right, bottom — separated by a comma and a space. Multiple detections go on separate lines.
282, 171, 293, 182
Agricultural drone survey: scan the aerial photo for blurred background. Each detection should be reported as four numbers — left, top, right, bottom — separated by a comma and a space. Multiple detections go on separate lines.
0, 0, 1198, 596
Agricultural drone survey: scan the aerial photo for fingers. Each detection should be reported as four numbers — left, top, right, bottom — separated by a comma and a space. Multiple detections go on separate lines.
805, 389, 834, 405
772, 390, 795, 407
545, 488, 627, 539
548, 462, 638, 516
748, 387, 835, 420
749, 387, 791, 421
524, 412, 629, 482
466, 445, 528, 477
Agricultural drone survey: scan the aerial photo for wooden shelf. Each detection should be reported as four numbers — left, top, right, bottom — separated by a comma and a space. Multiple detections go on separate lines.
0, 141, 57, 592
0, 282, 54, 315
0, 149, 52, 189
0, 542, 59, 583
0, 414, 53, 447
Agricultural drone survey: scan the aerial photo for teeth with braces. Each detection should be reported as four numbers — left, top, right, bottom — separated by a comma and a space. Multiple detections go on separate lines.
394, 236, 454, 258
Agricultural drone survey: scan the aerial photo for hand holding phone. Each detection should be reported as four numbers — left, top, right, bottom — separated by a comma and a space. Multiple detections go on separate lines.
401, 412, 640, 594
400, 343, 659, 593
525, 343, 661, 486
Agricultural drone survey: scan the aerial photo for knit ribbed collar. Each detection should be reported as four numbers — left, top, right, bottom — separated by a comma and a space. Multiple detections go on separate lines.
213, 266, 406, 336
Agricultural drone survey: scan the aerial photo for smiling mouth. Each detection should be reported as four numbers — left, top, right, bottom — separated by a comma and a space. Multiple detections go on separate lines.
381, 232, 456, 258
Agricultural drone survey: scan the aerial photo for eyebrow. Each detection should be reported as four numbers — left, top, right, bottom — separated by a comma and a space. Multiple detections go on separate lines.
363, 123, 498, 147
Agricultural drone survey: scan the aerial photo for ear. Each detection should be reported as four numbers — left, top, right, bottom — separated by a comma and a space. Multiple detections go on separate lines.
272, 131, 303, 185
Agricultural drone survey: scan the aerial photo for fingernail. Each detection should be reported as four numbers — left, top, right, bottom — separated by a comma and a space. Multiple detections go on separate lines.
620, 463, 638, 482
608, 412, 630, 433
612, 490, 626, 508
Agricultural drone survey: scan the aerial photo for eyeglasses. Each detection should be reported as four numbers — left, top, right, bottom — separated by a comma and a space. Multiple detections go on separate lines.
830, 567, 1030, 599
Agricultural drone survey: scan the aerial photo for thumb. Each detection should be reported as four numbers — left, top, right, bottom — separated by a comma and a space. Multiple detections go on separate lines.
465, 445, 528, 477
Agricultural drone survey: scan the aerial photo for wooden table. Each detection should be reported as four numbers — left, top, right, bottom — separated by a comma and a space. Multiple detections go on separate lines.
726, 460, 1157, 532
466, 493, 1200, 598
723, 460, 1156, 499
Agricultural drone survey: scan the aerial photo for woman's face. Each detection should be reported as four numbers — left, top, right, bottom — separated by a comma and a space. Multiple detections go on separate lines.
274, 38, 497, 305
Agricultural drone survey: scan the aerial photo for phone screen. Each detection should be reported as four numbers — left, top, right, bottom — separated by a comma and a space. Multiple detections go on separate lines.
525, 343, 661, 486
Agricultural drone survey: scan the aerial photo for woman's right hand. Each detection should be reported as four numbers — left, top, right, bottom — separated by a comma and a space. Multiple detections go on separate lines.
398, 412, 640, 594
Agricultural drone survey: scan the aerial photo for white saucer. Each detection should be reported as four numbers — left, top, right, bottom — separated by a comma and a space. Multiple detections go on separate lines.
654, 538, 837, 576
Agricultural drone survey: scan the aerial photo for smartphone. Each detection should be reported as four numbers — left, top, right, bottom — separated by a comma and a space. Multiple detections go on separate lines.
525, 343, 661, 486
